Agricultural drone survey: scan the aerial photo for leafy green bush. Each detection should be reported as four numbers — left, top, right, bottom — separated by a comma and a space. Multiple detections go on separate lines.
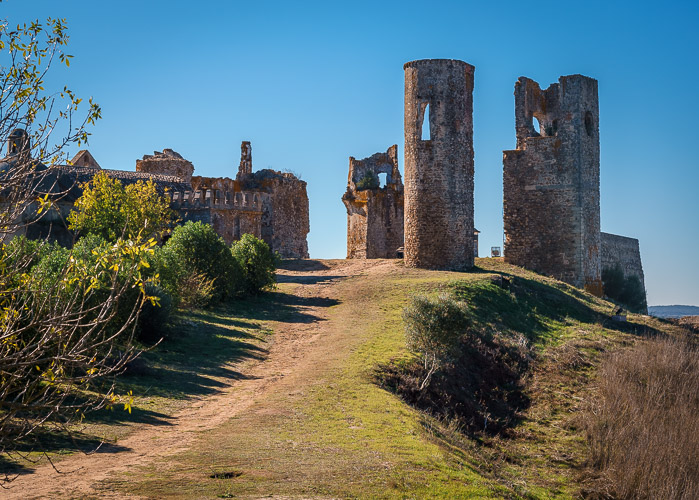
355, 170, 380, 190
403, 294, 470, 389
159, 221, 241, 305
231, 234, 277, 295
602, 265, 647, 313
3, 235, 56, 270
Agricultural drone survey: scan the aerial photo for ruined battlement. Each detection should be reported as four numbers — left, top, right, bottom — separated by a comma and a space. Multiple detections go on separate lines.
167, 186, 268, 212
347, 144, 402, 192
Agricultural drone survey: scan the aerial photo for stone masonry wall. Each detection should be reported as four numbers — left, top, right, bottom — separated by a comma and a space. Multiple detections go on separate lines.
254, 171, 310, 259
342, 145, 404, 259
503, 75, 602, 294
136, 149, 195, 183
404, 59, 475, 270
601, 232, 646, 296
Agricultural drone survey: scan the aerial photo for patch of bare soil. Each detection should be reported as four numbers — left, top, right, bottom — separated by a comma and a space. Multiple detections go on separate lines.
5, 259, 398, 499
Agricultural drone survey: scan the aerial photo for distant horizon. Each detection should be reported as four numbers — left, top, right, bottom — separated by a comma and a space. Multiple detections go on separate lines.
2, 0, 698, 306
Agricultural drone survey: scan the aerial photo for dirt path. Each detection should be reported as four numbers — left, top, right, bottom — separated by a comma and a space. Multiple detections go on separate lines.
9, 259, 392, 499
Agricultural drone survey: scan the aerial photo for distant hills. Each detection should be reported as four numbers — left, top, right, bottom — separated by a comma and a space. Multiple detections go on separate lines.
648, 305, 699, 319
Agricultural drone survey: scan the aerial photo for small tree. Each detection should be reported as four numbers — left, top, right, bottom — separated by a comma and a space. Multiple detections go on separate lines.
231, 234, 277, 295
0, 16, 153, 460
68, 171, 174, 242
356, 170, 380, 190
403, 294, 469, 390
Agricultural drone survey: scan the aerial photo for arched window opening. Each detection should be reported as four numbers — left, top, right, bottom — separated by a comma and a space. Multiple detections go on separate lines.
378, 172, 387, 188
421, 103, 431, 140
532, 115, 541, 135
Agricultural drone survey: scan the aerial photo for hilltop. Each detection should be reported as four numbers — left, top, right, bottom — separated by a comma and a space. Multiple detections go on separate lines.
649, 305, 699, 318
5, 258, 690, 499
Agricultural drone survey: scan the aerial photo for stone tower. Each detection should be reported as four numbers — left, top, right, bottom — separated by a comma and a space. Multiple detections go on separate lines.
503, 75, 602, 293
403, 59, 475, 269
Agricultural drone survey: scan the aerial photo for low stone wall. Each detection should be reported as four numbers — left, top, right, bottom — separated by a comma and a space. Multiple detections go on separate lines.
600, 232, 646, 293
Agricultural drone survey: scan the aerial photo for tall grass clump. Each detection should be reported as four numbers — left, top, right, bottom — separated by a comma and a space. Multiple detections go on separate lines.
583, 335, 699, 499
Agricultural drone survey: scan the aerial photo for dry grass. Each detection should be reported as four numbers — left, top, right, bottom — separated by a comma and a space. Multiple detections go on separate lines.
583, 334, 699, 499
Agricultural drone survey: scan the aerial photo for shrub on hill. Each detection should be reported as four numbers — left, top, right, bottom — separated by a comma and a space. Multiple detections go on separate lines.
402, 294, 469, 389
378, 280, 534, 435
159, 221, 242, 306
68, 171, 175, 242
231, 234, 278, 296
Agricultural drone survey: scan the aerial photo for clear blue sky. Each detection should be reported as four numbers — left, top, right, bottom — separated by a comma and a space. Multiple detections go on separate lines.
3, 0, 698, 306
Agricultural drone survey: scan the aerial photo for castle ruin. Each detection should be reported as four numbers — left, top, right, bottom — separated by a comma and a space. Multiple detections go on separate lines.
403, 59, 475, 270
342, 145, 404, 259
2, 135, 310, 258
503, 75, 602, 293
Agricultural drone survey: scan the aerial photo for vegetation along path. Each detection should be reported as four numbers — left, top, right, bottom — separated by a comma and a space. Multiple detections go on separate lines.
8, 258, 681, 498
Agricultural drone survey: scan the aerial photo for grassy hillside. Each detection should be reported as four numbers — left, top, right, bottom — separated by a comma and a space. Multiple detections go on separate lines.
6, 258, 691, 498
118, 258, 684, 499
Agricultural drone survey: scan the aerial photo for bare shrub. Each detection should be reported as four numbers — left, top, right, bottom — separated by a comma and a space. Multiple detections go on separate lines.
177, 271, 216, 310
583, 335, 699, 499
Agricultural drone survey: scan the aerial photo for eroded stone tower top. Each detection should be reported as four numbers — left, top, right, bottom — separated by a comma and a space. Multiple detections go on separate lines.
136, 148, 195, 183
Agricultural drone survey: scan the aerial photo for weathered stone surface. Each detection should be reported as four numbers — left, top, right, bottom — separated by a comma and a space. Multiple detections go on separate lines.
4, 135, 310, 258
136, 148, 195, 183
342, 145, 404, 259
601, 231, 647, 309
404, 59, 475, 270
503, 75, 602, 294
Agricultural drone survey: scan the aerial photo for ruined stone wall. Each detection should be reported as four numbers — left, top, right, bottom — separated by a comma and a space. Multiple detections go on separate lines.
601, 232, 646, 293
503, 75, 601, 293
136, 149, 195, 183
404, 59, 475, 270
253, 171, 310, 259
342, 145, 404, 259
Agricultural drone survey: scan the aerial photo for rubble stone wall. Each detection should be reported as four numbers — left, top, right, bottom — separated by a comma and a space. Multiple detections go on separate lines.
136, 149, 195, 183
404, 59, 475, 270
342, 145, 404, 259
503, 75, 602, 293
256, 172, 310, 259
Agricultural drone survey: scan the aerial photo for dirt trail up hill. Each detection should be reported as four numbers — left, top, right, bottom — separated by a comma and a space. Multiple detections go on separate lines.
8, 259, 398, 499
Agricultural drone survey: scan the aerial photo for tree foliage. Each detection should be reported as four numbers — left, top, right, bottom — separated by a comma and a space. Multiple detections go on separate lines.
0, 16, 152, 460
356, 170, 380, 190
67, 171, 174, 242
